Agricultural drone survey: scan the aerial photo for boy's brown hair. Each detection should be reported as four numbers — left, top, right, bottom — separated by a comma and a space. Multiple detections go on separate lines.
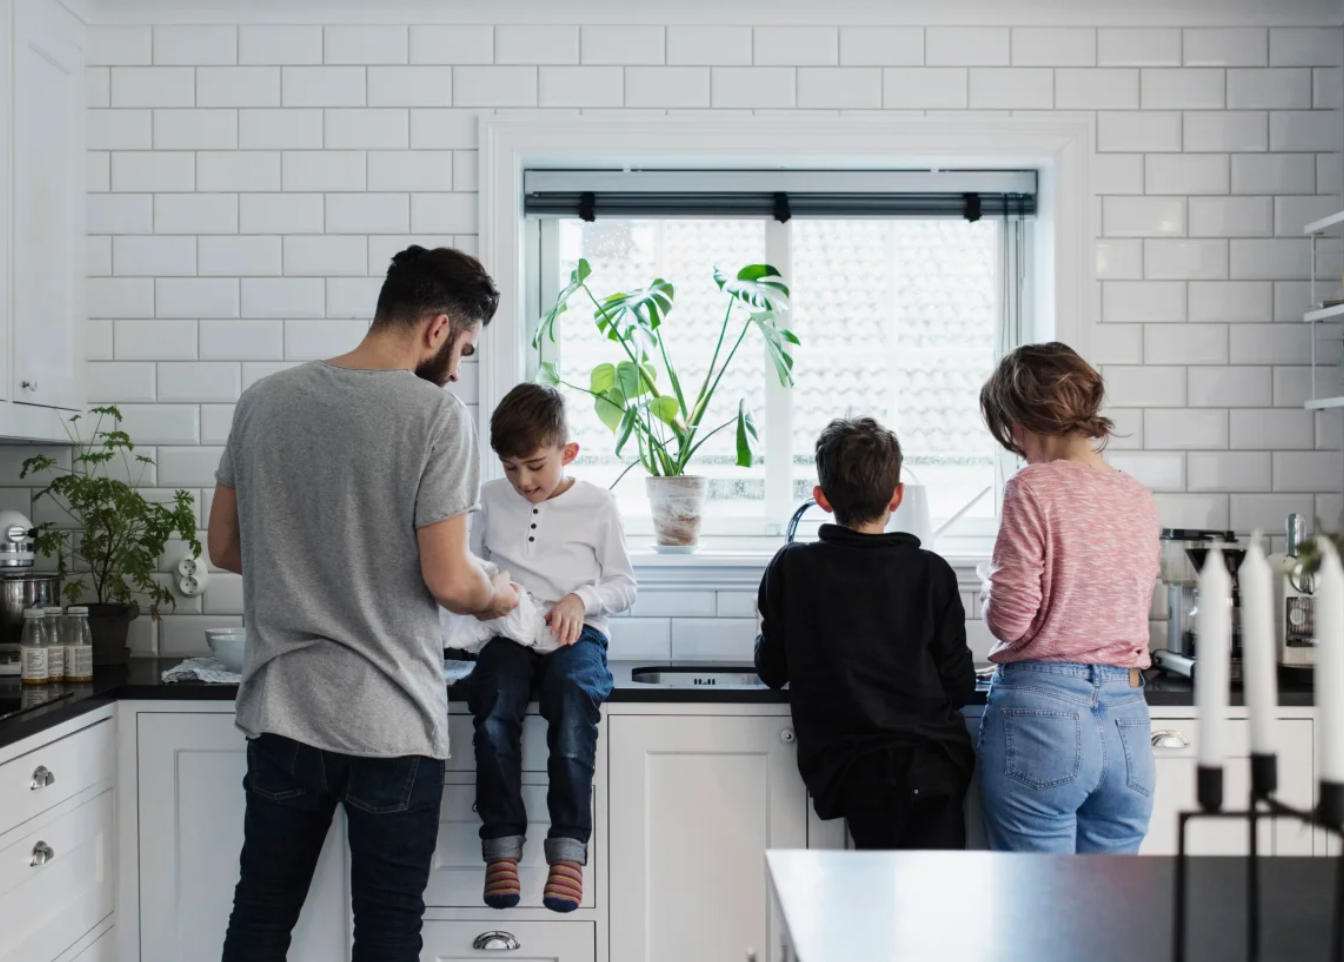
815, 417, 903, 528
979, 341, 1114, 458
491, 383, 569, 458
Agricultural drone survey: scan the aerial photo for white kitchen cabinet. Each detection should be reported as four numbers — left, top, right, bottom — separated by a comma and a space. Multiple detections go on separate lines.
0, 789, 113, 962
0, 0, 85, 442
419, 921, 594, 961
609, 714, 808, 962
136, 713, 349, 962
1143, 718, 1314, 856
62, 928, 114, 962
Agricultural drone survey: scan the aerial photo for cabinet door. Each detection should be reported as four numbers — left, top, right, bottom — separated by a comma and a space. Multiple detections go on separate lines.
1143, 719, 1312, 856
419, 921, 594, 961
137, 714, 349, 962
64, 927, 114, 962
609, 715, 807, 962
11, 0, 84, 411
0, 789, 113, 962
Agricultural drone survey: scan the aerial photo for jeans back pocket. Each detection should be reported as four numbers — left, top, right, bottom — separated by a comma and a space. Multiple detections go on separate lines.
1002, 708, 1082, 791
245, 734, 306, 802
1115, 718, 1156, 798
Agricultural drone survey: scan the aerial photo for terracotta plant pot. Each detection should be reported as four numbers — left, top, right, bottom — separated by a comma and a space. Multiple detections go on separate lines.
86, 603, 134, 666
646, 476, 708, 547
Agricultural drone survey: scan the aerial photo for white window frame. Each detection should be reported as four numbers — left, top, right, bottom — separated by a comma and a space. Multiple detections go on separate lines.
480, 115, 1096, 559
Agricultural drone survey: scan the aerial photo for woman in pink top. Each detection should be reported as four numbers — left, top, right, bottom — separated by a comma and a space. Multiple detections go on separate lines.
977, 343, 1160, 853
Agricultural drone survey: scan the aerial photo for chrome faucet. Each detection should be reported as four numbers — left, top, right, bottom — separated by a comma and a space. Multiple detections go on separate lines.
786, 499, 817, 543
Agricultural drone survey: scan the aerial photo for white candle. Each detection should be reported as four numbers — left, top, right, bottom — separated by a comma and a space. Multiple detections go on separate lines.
1240, 533, 1278, 757
1315, 537, 1344, 786
1196, 546, 1232, 773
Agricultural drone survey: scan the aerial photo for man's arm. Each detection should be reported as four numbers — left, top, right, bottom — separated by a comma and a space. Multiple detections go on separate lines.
753, 553, 789, 690
207, 483, 242, 574
419, 513, 517, 617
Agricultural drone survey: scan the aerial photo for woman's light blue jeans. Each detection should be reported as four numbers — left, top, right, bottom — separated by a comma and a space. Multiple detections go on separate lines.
977, 661, 1155, 853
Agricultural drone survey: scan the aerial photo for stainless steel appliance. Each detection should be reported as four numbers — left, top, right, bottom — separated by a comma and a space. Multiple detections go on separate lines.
1153, 529, 1241, 681
1271, 514, 1316, 670
0, 511, 56, 676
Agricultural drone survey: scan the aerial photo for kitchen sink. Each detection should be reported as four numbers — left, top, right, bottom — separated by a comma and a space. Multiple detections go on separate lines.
630, 667, 769, 689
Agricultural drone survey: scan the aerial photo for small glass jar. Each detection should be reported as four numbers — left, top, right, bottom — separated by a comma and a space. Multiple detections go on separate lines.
20, 608, 48, 686
42, 606, 64, 682
64, 606, 93, 683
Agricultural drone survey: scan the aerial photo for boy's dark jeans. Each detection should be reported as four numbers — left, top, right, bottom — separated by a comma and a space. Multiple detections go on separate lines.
221, 733, 445, 962
468, 627, 613, 865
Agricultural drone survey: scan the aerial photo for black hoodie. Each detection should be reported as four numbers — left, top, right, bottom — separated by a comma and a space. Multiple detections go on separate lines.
754, 525, 976, 819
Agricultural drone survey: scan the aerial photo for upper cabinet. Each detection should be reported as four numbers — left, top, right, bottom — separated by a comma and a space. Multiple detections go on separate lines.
0, 0, 85, 443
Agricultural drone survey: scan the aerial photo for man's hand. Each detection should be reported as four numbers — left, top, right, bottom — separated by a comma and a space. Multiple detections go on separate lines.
474, 569, 521, 621
545, 593, 586, 646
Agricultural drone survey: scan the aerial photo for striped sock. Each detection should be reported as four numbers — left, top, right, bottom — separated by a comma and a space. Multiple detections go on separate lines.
483, 858, 521, 909
543, 860, 583, 913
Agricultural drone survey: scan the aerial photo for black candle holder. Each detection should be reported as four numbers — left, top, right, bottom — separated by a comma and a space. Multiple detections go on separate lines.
1173, 757, 1344, 962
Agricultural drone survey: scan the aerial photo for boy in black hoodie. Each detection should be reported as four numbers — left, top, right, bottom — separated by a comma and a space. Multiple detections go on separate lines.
755, 417, 976, 850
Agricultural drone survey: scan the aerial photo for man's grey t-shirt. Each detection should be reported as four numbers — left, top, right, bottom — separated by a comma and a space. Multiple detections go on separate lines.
217, 361, 479, 760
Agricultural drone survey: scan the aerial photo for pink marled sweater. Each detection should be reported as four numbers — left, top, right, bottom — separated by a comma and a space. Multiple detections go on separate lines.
984, 460, 1161, 669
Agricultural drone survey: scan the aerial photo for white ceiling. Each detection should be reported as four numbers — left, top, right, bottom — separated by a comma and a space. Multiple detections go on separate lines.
73, 0, 1344, 28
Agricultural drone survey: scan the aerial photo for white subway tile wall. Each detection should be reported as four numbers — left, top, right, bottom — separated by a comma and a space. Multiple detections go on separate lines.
74, 21, 1342, 655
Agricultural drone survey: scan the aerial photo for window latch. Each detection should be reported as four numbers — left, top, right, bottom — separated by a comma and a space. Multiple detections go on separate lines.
772, 192, 791, 223
963, 192, 982, 223
579, 191, 596, 222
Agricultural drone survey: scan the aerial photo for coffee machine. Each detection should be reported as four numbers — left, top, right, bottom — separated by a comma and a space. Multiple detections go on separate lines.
1152, 529, 1243, 680
1270, 514, 1316, 670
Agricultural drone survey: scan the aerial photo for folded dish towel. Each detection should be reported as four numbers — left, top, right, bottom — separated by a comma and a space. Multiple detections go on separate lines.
441, 560, 563, 655
162, 657, 241, 685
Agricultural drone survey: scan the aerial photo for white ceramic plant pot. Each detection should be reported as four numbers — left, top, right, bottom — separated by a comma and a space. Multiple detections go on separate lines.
646, 476, 709, 547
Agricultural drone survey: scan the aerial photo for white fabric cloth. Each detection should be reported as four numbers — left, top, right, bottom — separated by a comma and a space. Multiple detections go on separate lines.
469, 478, 637, 637
441, 560, 563, 655
163, 657, 242, 684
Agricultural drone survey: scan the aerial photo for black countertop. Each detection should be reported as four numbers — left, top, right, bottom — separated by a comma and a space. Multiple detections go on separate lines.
769, 850, 1342, 962
0, 659, 1316, 752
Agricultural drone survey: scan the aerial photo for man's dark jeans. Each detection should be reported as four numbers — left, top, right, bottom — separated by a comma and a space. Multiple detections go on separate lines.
468, 627, 613, 865
221, 733, 445, 962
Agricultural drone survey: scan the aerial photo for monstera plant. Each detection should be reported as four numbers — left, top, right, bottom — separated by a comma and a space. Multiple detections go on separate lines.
534, 259, 799, 547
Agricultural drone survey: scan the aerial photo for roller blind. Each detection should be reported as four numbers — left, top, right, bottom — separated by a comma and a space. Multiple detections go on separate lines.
523, 169, 1037, 222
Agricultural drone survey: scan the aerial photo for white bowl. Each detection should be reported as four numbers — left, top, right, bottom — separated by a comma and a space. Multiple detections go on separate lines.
206, 629, 246, 673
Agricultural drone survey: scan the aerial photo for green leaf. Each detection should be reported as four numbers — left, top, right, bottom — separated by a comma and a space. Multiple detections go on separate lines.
749, 311, 801, 387
594, 388, 626, 433
714, 263, 790, 311
532, 258, 591, 348
615, 407, 638, 456
649, 395, 680, 426
537, 362, 561, 386
617, 360, 654, 400
735, 401, 759, 468
590, 363, 616, 394
595, 279, 675, 342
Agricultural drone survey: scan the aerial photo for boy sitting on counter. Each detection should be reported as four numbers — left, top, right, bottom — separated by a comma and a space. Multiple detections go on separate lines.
755, 416, 977, 849
443, 383, 636, 912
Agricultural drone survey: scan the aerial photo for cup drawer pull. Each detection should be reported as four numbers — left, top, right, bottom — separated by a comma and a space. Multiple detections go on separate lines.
1151, 729, 1190, 750
472, 931, 521, 951
30, 841, 54, 866
30, 765, 54, 790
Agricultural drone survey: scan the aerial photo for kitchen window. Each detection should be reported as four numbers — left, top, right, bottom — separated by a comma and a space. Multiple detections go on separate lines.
522, 170, 1036, 550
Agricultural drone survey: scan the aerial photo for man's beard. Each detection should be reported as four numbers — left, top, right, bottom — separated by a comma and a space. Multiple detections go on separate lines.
415, 330, 461, 386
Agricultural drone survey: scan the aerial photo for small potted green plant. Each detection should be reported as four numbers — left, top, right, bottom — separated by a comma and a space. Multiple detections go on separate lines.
535, 259, 799, 547
21, 406, 200, 665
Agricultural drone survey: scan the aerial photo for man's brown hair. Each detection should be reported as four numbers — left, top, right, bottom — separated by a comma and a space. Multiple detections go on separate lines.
490, 383, 569, 458
980, 341, 1114, 458
814, 417, 903, 528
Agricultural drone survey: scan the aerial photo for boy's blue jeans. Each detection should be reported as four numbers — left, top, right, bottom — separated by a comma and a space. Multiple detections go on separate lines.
468, 627, 613, 865
977, 661, 1155, 853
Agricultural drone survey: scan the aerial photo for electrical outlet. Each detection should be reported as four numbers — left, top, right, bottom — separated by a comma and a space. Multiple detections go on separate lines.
176, 555, 210, 597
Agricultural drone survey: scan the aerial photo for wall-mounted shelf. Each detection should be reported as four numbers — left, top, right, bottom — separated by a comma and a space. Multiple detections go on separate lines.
1303, 212, 1344, 412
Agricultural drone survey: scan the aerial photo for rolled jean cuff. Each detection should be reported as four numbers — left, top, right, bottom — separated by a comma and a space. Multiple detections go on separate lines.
482, 835, 525, 861
544, 836, 588, 865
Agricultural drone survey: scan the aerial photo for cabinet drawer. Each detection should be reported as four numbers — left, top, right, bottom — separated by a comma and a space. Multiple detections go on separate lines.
426, 774, 596, 909
64, 927, 114, 962
0, 790, 114, 962
0, 720, 112, 836
419, 920, 594, 961
446, 714, 550, 773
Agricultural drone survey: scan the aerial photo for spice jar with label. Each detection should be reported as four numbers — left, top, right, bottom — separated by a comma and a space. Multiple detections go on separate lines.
42, 606, 64, 682
64, 606, 93, 683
